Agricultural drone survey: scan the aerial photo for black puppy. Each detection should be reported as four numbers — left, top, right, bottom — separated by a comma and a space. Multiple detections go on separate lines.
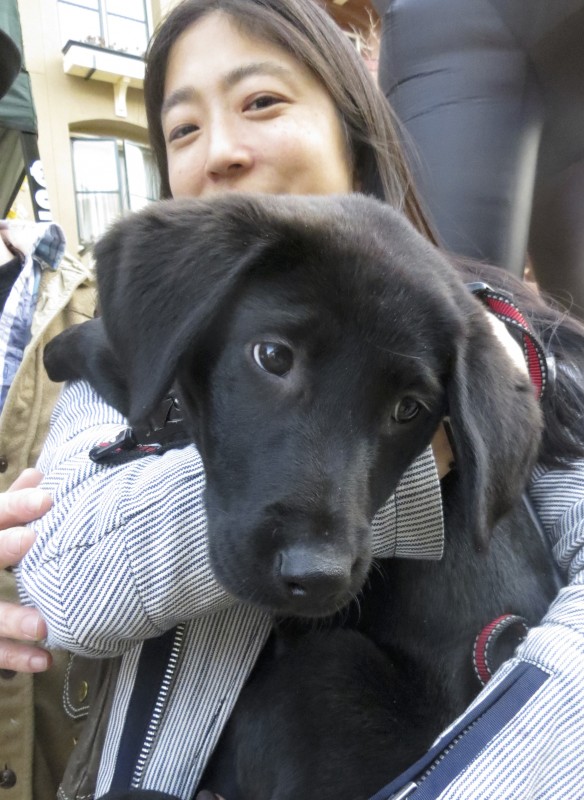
44, 195, 583, 800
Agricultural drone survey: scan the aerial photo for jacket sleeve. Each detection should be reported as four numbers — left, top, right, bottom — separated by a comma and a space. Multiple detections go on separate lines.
17, 380, 444, 657
528, 461, 584, 585
411, 461, 584, 799
18, 380, 229, 656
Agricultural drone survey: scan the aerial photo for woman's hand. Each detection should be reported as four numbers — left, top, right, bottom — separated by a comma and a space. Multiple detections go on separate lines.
0, 469, 53, 672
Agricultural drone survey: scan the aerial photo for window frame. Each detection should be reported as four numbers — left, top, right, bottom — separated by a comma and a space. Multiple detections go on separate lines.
57, 0, 150, 55
70, 134, 159, 247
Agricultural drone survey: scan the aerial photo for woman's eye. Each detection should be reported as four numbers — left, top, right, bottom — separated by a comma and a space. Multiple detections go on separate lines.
391, 397, 422, 423
252, 342, 293, 377
246, 95, 282, 112
168, 123, 199, 142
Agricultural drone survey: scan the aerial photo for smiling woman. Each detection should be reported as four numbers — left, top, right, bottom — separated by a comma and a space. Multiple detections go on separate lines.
144, 0, 433, 235
159, 14, 354, 198
9, 0, 584, 799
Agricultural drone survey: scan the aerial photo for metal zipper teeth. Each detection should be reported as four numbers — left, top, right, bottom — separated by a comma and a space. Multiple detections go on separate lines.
130, 623, 186, 788
417, 712, 485, 787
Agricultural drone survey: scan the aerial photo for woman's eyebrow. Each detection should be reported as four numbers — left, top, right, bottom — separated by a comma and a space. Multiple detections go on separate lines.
161, 61, 294, 118
161, 86, 198, 118
222, 61, 293, 89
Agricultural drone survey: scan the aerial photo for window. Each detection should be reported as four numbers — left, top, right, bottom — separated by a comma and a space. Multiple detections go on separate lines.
71, 136, 159, 246
58, 0, 149, 56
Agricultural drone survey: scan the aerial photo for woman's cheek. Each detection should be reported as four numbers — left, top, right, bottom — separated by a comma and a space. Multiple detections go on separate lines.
169, 155, 202, 198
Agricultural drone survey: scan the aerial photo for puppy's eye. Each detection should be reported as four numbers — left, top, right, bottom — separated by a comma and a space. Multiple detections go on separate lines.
252, 342, 293, 377
392, 397, 421, 423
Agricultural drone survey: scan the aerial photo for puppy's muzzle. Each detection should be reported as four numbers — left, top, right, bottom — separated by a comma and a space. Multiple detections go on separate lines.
277, 544, 355, 601
209, 506, 370, 617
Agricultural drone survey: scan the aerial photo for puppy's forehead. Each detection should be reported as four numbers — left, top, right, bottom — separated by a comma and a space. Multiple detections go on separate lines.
260, 198, 464, 339
122, 194, 467, 351
227, 217, 464, 387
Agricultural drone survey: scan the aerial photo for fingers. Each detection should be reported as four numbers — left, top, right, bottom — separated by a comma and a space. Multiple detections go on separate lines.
0, 600, 47, 641
0, 526, 38, 568
0, 599, 51, 673
0, 470, 52, 674
7, 467, 44, 492
0, 485, 52, 530
0, 470, 51, 567
0, 635, 52, 673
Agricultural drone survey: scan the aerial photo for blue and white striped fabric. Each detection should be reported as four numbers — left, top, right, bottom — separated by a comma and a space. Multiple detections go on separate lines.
18, 381, 584, 798
0, 222, 64, 412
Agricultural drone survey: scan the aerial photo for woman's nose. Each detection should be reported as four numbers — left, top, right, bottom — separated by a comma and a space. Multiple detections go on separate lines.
204, 118, 253, 181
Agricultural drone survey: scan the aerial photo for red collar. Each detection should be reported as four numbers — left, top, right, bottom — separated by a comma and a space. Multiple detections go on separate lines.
468, 282, 549, 401
473, 614, 529, 685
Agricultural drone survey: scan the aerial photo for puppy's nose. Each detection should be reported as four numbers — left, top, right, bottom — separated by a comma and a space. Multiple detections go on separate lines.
277, 546, 352, 600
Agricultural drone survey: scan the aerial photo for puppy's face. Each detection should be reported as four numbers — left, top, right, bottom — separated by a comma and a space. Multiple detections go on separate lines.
178, 271, 449, 617
96, 195, 542, 618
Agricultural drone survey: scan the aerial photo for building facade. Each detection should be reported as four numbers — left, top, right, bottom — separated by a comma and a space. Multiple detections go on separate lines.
14, 0, 379, 261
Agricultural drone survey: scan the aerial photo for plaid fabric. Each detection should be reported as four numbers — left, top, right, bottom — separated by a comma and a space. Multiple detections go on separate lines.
0, 222, 65, 411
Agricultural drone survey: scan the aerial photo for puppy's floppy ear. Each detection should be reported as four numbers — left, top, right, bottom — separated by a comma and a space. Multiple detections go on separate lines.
44, 317, 131, 416
445, 304, 542, 549
94, 198, 272, 425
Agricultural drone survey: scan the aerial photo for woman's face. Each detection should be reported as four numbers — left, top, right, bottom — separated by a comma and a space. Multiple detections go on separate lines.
162, 12, 355, 199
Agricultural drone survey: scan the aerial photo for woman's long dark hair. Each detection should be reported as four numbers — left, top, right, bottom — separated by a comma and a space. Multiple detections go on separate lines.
144, 0, 435, 241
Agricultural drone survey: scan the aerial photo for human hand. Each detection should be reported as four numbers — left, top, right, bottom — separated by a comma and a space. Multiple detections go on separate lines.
0, 220, 38, 263
0, 225, 22, 264
0, 468, 53, 672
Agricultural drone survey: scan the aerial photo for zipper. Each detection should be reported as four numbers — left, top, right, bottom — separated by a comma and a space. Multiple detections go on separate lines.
418, 712, 484, 786
389, 782, 419, 799
388, 714, 486, 799
130, 623, 186, 788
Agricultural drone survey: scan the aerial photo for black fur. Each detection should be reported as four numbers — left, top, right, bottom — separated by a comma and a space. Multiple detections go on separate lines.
44, 195, 584, 800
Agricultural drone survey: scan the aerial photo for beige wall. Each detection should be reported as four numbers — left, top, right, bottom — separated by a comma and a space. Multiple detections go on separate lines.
17, 0, 155, 260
